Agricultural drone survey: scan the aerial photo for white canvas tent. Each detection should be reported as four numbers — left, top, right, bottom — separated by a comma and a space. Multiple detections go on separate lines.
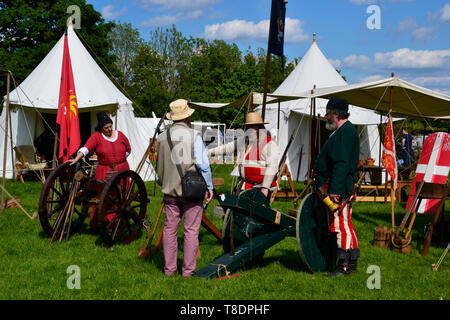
1, 25, 156, 181
255, 38, 389, 182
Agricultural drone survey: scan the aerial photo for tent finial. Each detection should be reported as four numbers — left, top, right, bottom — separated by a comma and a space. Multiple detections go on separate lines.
313, 33, 316, 42
391, 72, 395, 78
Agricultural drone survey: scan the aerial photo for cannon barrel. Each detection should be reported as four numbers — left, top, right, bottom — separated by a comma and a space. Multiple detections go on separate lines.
196, 189, 336, 278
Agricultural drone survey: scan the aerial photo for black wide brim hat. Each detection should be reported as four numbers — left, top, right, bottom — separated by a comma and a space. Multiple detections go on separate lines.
96, 111, 113, 131
326, 98, 349, 112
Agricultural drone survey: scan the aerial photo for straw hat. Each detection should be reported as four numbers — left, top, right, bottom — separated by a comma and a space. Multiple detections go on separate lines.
240, 112, 269, 126
166, 99, 195, 121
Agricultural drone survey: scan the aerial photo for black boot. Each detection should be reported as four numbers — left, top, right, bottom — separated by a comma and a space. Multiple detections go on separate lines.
324, 249, 349, 278
346, 248, 360, 275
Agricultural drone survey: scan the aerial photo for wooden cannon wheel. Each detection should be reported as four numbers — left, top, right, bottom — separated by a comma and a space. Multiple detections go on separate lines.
97, 170, 148, 246
296, 193, 337, 273
38, 162, 88, 240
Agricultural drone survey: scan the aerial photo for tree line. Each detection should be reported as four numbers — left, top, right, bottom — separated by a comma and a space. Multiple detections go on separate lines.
1, 0, 446, 132
0, 0, 297, 127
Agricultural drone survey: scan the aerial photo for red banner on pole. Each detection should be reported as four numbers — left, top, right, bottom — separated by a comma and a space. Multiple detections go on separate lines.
381, 114, 397, 189
56, 31, 81, 163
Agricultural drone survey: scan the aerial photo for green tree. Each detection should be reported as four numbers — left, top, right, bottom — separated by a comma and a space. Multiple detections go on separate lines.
128, 25, 194, 117
107, 21, 143, 91
0, 0, 117, 99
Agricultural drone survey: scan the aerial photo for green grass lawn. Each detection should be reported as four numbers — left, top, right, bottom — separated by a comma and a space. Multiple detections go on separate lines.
0, 164, 449, 300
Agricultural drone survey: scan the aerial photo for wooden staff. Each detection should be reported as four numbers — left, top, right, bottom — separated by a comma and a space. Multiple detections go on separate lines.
58, 183, 77, 242
138, 202, 165, 258
50, 193, 72, 244
421, 184, 448, 256
0, 184, 37, 219
393, 180, 425, 242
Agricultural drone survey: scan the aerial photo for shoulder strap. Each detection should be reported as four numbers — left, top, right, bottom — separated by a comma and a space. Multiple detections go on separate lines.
166, 127, 184, 179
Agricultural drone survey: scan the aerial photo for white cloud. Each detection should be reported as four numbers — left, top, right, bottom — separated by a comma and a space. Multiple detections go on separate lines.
397, 17, 418, 33
427, 3, 450, 24
140, 0, 221, 11
396, 17, 437, 43
342, 54, 371, 68
349, 0, 377, 4
411, 26, 438, 42
140, 15, 179, 27
204, 18, 309, 44
439, 3, 450, 23
328, 59, 342, 69
411, 76, 450, 87
101, 5, 127, 19
373, 48, 450, 69
349, 0, 414, 3
359, 74, 385, 83
140, 10, 204, 27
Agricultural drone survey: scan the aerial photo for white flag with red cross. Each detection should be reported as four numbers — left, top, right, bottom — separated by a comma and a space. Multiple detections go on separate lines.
406, 132, 450, 214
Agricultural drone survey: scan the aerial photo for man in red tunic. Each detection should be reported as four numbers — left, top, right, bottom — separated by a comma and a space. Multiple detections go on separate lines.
68, 111, 131, 229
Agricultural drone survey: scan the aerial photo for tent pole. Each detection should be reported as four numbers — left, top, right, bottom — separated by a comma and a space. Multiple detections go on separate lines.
1, 71, 11, 209
317, 113, 321, 153
9, 101, 14, 181
378, 112, 382, 168
261, 2, 275, 121
52, 128, 58, 169
307, 94, 313, 186
277, 99, 280, 142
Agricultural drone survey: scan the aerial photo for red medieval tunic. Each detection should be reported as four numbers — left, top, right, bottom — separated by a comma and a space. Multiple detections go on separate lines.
83, 131, 131, 229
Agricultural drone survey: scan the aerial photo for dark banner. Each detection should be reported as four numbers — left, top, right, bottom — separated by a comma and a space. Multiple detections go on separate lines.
269, 0, 287, 60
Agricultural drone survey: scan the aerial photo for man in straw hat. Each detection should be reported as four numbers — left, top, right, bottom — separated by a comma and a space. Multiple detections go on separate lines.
156, 99, 214, 277
314, 98, 360, 278
207, 112, 279, 198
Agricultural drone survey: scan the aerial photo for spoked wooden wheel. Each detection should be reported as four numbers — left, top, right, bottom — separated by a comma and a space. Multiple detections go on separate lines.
38, 162, 88, 241
97, 170, 148, 246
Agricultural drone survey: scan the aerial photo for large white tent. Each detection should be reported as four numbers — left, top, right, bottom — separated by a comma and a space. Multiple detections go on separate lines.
1, 25, 155, 181
255, 38, 390, 182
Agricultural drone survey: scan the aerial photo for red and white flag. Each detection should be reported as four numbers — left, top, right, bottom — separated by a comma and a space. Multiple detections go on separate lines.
56, 30, 81, 163
381, 114, 397, 189
407, 132, 450, 214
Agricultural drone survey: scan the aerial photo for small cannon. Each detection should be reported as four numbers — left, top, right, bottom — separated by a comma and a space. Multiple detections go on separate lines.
38, 162, 149, 246
196, 189, 337, 278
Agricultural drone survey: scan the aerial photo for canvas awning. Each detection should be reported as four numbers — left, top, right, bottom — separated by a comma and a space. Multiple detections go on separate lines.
188, 92, 299, 110
280, 77, 450, 119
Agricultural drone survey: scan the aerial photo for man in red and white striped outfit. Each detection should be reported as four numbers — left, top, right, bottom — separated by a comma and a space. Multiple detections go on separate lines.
314, 98, 360, 278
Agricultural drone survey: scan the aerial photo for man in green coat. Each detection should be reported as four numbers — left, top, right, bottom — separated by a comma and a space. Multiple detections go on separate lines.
314, 98, 360, 278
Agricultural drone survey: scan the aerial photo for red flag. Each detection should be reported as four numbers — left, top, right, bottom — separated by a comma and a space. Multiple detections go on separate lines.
56, 31, 81, 163
381, 114, 397, 188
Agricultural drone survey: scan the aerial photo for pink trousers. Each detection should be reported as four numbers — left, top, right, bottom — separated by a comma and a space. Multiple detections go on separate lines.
163, 195, 203, 277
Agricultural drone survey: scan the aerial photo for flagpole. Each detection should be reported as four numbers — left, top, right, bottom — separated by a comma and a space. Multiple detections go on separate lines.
261, 4, 274, 122
389, 72, 396, 232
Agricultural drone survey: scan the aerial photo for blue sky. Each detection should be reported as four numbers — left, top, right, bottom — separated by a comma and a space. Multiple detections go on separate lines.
90, 0, 450, 94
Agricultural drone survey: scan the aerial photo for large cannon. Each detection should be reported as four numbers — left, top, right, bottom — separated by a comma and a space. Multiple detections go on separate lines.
38, 162, 149, 246
196, 189, 337, 278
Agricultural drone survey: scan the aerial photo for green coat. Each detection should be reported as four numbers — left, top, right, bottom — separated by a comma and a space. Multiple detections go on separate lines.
314, 121, 360, 198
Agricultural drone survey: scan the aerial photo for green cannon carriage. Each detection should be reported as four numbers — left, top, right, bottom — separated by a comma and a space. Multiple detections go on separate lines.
196, 189, 337, 278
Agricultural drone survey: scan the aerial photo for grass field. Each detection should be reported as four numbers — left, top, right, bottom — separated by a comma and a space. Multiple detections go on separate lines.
0, 163, 449, 300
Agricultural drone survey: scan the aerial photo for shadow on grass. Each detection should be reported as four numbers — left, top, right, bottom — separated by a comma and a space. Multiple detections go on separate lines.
250, 249, 312, 274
